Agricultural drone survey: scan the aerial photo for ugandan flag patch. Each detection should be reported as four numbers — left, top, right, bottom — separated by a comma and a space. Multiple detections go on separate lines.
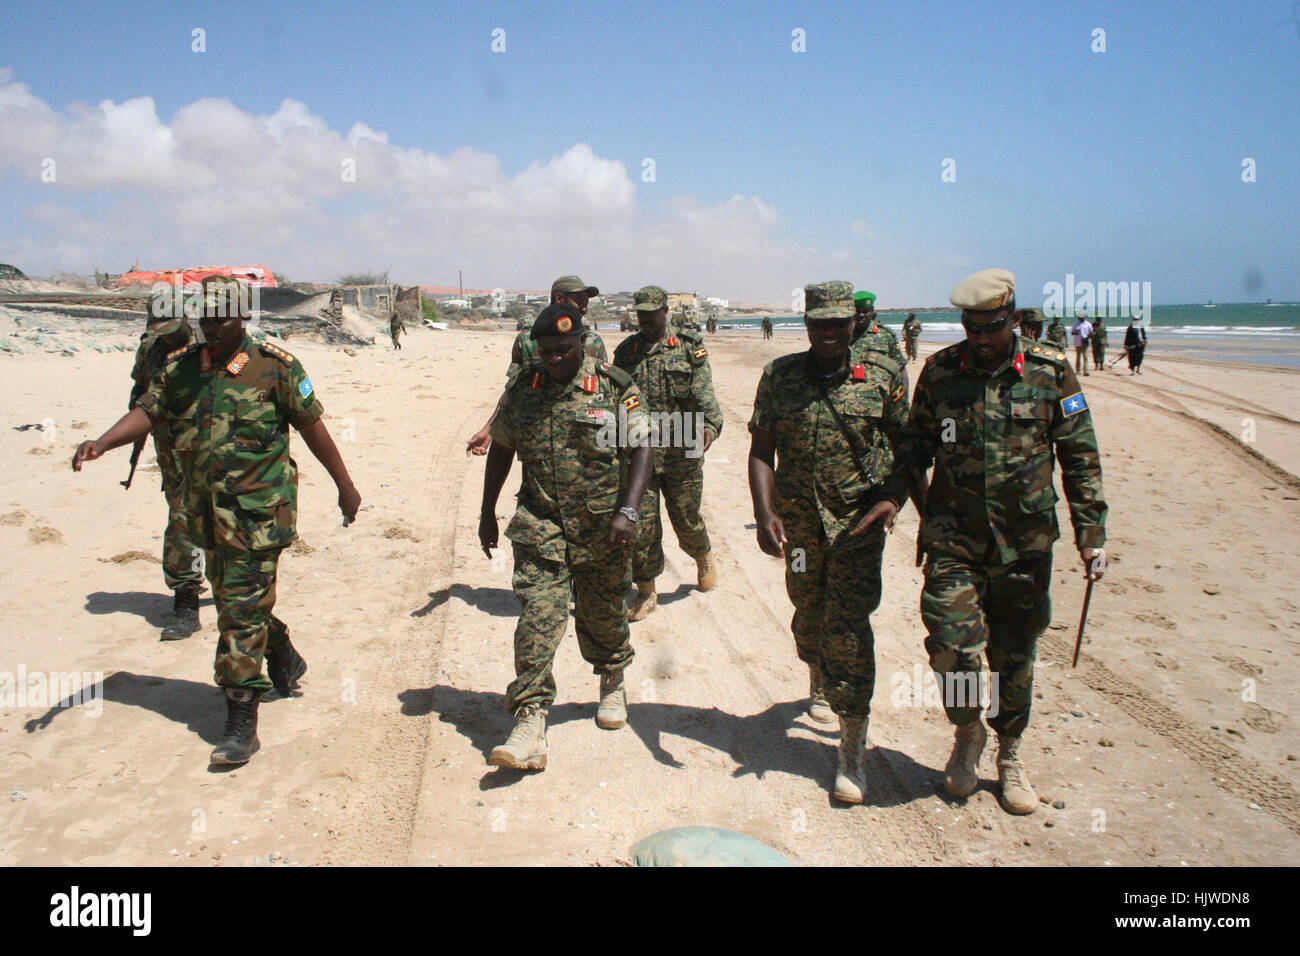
694, 347, 707, 359
622, 393, 641, 412
891, 382, 905, 403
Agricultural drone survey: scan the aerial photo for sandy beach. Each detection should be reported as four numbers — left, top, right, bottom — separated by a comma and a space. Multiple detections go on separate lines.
1, 320, 1298, 867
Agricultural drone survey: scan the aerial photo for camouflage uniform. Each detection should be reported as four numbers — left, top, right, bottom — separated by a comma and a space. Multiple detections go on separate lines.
890, 336, 1107, 735
613, 327, 723, 581
509, 329, 607, 379
390, 312, 405, 349
749, 349, 910, 718
902, 317, 922, 361
851, 317, 906, 367
137, 335, 324, 692
129, 326, 201, 594
1045, 320, 1068, 349
490, 355, 650, 713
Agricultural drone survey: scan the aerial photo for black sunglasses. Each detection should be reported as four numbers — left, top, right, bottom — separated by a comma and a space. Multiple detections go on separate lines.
961, 314, 1013, 335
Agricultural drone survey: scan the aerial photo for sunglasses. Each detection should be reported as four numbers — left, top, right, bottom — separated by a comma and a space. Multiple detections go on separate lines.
961, 314, 1013, 335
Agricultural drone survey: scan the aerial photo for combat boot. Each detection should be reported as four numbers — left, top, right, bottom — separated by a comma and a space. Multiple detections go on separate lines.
596, 671, 627, 730
807, 666, 834, 724
488, 704, 548, 770
996, 733, 1038, 814
160, 585, 201, 641
266, 639, 308, 699
943, 718, 987, 797
696, 551, 717, 591
833, 715, 870, 804
627, 581, 657, 622
210, 688, 260, 765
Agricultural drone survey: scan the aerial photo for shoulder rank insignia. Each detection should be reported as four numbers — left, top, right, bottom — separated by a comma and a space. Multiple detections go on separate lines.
1013, 353, 1025, 375
600, 363, 612, 371
583, 375, 597, 393
634, 340, 643, 352
666, 336, 678, 348
1061, 391, 1088, 417
693, 346, 707, 359
891, 382, 905, 403
529, 372, 542, 390
226, 351, 250, 375
622, 393, 641, 411
851, 363, 866, 381
199, 347, 212, 372
260, 341, 294, 364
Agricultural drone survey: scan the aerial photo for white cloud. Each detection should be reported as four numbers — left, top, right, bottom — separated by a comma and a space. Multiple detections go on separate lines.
0, 72, 878, 301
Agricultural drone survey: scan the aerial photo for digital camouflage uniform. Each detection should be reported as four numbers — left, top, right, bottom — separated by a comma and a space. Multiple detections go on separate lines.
490, 355, 650, 714
851, 317, 906, 368
137, 335, 324, 692
509, 329, 607, 379
749, 349, 910, 718
891, 336, 1106, 736
613, 327, 723, 581
902, 317, 922, 361
130, 326, 201, 593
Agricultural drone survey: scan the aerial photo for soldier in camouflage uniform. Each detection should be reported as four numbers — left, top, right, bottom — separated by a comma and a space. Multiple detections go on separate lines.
74, 278, 362, 767
761, 316, 774, 340
389, 309, 405, 350
479, 302, 654, 771
613, 286, 724, 620
862, 268, 1107, 815
747, 281, 911, 804
1045, 315, 1068, 349
466, 275, 608, 456
851, 289, 906, 367
902, 313, 922, 363
128, 286, 203, 639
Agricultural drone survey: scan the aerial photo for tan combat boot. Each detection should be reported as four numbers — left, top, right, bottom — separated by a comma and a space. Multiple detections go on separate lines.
488, 704, 548, 770
996, 733, 1038, 814
807, 666, 834, 724
943, 718, 987, 797
596, 671, 627, 730
627, 581, 657, 621
696, 551, 717, 591
833, 716, 870, 804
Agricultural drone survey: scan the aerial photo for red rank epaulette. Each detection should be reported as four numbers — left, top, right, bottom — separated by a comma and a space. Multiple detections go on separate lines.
583, 375, 597, 393
851, 363, 866, 381
199, 347, 212, 372
634, 341, 642, 352
667, 336, 678, 347
226, 351, 249, 375
529, 372, 541, 390
1013, 352, 1025, 375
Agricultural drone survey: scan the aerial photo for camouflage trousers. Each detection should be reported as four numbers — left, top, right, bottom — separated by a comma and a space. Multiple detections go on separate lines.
154, 433, 202, 593
633, 456, 711, 582
783, 506, 886, 719
905, 336, 919, 361
920, 551, 1053, 737
507, 543, 634, 714
199, 536, 290, 693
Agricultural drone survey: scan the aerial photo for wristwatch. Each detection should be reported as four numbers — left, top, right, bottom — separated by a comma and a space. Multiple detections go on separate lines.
617, 506, 639, 523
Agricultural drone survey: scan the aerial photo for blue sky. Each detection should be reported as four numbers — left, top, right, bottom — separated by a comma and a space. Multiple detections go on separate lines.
1, 0, 1296, 305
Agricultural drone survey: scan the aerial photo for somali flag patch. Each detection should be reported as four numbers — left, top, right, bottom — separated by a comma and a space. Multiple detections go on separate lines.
1061, 391, 1088, 417
299, 378, 314, 399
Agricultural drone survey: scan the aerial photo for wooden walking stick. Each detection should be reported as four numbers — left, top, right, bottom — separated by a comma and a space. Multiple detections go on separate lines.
1072, 576, 1095, 668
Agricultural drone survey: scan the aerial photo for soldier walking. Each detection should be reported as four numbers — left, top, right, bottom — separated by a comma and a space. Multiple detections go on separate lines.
1091, 317, 1108, 370
129, 286, 204, 639
861, 268, 1107, 815
902, 313, 922, 363
613, 286, 723, 620
851, 290, 905, 366
73, 278, 362, 766
390, 309, 405, 350
479, 302, 654, 770
1045, 315, 1068, 349
747, 281, 911, 803
761, 316, 774, 340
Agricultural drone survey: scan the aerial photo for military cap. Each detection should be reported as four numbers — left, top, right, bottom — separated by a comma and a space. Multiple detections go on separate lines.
949, 268, 1015, 311
146, 286, 184, 336
530, 301, 586, 339
853, 289, 877, 306
551, 275, 600, 297
804, 280, 856, 319
633, 285, 668, 311
201, 276, 250, 317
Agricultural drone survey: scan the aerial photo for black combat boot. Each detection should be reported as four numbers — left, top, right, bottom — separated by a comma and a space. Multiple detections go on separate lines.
266, 640, 308, 699
160, 585, 201, 641
210, 689, 261, 765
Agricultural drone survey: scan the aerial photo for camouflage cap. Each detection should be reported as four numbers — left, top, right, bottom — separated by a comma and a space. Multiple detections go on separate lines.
853, 289, 877, 306
804, 281, 856, 320
145, 287, 184, 336
201, 276, 250, 318
632, 285, 668, 311
530, 301, 586, 339
551, 275, 600, 297
950, 268, 1015, 311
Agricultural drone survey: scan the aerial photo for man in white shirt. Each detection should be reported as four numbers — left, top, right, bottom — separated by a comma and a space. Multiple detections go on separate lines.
1071, 311, 1094, 376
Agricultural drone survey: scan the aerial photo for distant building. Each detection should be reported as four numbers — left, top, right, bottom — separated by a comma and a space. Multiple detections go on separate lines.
668, 292, 697, 312
702, 297, 729, 310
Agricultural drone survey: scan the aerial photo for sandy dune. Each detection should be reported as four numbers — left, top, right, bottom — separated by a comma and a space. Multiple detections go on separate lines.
1, 324, 1297, 866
